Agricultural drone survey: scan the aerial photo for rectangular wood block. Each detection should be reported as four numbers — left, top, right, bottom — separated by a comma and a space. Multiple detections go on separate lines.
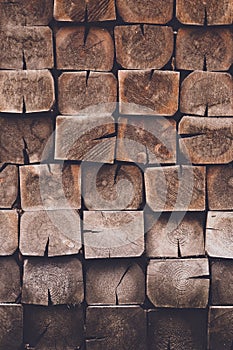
119, 70, 179, 116
22, 257, 84, 305
83, 211, 144, 258
145, 165, 206, 211
0, 257, 21, 303
147, 258, 209, 308
0, 210, 18, 255
211, 259, 233, 305
0, 165, 18, 209
208, 307, 233, 350
20, 164, 81, 211
0, 304, 23, 350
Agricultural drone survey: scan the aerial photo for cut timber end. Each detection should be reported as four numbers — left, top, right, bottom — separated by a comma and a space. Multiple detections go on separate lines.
0, 210, 18, 255
0, 257, 21, 303
211, 260, 233, 305
0, 304, 23, 349
0, 165, 18, 209
208, 307, 233, 350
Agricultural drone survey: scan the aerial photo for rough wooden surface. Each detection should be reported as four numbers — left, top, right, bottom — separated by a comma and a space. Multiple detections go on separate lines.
116, 0, 173, 24
58, 72, 117, 115
119, 70, 180, 116
0, 116, 53, 164
179, 117, 233, 164
116, 116, 176, 164
146, 212, 205, 258
211, 260, 233, 305
0, 70, 55, 113
83, 211, 144, 258
176, 0, 233, 25
180, 71, 233, 116
176, 28, 233, 71
20, 210, 81, 257
22, 257, 84, 305
115, 25, 174, 69
206, 211, 233, 259
86, 306, 147, 350
86, 259, 145, 305
0, 26, 53, 70
0, 257, 21, 303
54, 0, 116, 21
0, 304, 23, 350
56, 26, 114, 71
55, 115, 116, 163
208, 307, 233, 350
0, 210, 18, 255
82, 163, 143, 210
147, 258, 209, 308
20, 164, 81, 211
0, 165, 18, 209
24, 305, 84, 350
207, 165, 233, 210
145, 166, 206, 211
148, 309, 207, 350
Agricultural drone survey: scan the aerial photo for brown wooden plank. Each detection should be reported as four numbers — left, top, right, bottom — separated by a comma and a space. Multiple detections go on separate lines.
0, 115, 53, 164
176, 28, 233, 71
148, 309, 207, 350
115, 25, 174, 69
86, 306, 147, 350
206, 211, 233, 259
0, 165, 18, 209
22, 257, 84, 305
20, 164, 81, 211
83, 211, 144, 258
145, 165, 206, 211
207, 164, 233, 210
20, 210, 81, 257
82, 163, 143, 210
0, 210, 18, 255
58, 72, 117, 115
180, 71, 233, 116
116, 0, 173, 24
211, 260, 233, 305
179, 117, 233, 164
119, 70, 180, 116
146, 212, 205, 258
0, 257, 21, 303
0, 304, 23, 350
176, 0, 233, 25
116, 116, 176, 164
208, 307, 233, 350
86, 259, 145, 305
24, 305, 84, 350
56, 26, 114, 71
147, 258, 209, 308
0, 70, 55, 113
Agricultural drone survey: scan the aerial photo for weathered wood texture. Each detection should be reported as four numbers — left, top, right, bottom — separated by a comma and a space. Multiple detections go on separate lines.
0, 210, 18, 255
176, 0, 233, 25
116, 0, 173, 24
180, 71, 233, 116
58, 72, 117, 115
0, 257, 21, 303
20, 164, 81, 211
116, 117, 176, 164
24, 305, 84, 350
146, 212, 205, 258
20, 210, 81, 257
0, 0, 53, 26
176, 28, 233, 71
179, 117, 233, 164
22, 257, 84, 305
0, 116, 53, 164
211, 260, 233, 305
148, 309, 207, 350
119, 70, 180, 116
0, 70, 55, 113
206, 211, 233, 259
56, 27, 114, 71
0, 26, 53, 70
208, 307, 233, 350
86, 306, 147, 350
207, 165, 233, 210
115, 25, 174, 69
147, 258, 209, 308
0, 165, 18, 209
0, 304, 23, 350
82, 163, 143, 210
145, 166, 206, 211
54, 0, 116, 21
86, 259, 145, 305
83, 211, 144, 258
55, 115, 116, 163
